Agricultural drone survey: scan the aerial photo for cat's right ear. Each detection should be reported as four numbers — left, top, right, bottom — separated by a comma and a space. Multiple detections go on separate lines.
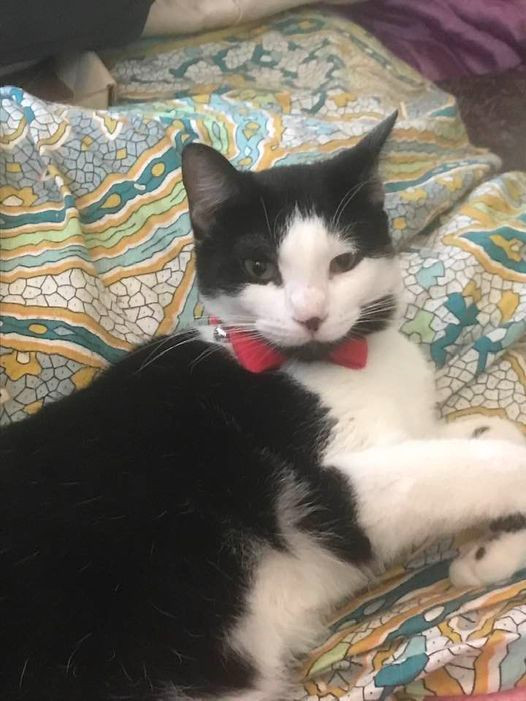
182, 143, 242, 239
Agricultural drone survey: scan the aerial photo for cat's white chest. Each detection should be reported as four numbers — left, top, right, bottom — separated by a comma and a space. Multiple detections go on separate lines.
284, 329, 437, 461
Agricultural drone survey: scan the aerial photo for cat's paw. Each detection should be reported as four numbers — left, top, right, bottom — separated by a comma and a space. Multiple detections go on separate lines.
442, 416, 525, 445
449, 530, 526, 588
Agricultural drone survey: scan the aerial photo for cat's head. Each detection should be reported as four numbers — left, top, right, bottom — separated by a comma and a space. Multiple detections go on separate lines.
182, 112, 401, 360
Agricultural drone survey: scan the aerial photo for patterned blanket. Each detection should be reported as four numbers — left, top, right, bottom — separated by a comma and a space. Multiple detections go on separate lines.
1, 8, 525, 699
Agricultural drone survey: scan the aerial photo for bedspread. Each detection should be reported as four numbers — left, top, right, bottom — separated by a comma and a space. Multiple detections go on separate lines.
1, 8, 525, 699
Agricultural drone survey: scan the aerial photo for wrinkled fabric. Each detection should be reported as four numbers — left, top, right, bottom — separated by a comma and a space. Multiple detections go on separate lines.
342, 0, 526, 81
2, 8, 526, 700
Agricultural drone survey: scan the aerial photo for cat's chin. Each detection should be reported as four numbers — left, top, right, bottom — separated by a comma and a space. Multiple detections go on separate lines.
278, 337, 353, 362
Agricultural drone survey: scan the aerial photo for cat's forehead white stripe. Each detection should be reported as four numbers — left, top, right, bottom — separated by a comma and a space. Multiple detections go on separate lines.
278, 213, 353, 284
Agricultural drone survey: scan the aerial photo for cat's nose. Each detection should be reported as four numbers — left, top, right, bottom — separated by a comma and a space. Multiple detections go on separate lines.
298, 317, 322, 333
288, 286, 327, 326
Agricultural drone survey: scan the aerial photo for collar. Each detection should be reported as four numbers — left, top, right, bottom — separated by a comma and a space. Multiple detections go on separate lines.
210, 317, 368, 374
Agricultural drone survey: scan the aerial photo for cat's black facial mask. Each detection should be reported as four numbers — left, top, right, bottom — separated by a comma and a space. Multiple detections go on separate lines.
182, 112, 401, 355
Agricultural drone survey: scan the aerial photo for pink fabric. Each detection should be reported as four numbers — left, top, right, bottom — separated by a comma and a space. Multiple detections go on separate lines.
229, 329, 368, 373
431, 689, 526, 701
339, 0, 526, 81
209, 318, 369, 374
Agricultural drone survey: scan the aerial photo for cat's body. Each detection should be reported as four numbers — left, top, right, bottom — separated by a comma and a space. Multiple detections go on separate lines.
2, 113, 526, 701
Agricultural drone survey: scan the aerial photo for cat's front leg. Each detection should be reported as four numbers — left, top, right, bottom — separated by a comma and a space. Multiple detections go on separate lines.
331, 438, 526, 579
449, 516, 526, 587
437, 419, 526, 585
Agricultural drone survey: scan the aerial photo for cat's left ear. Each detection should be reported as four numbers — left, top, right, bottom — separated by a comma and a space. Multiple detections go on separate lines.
330, 110, 398, 204
182, 143, 244, 238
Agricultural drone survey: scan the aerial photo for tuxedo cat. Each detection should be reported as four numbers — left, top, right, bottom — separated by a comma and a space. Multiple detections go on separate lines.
2, 112, 526, 701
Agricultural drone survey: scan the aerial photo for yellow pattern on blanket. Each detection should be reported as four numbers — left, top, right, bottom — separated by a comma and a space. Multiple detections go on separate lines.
1, 8, 525, 699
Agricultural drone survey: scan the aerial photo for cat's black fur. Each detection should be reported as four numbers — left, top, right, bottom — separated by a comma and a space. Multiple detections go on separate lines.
0, 333, 370, 700
0, 115, 396, 700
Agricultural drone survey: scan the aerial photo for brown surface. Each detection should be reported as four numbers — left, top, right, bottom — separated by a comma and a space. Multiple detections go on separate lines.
440, 67, 526, 172
4, 59, 72, 102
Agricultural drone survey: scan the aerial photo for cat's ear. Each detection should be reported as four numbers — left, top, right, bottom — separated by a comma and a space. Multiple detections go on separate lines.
330, 111, 398, 205
355, 110, 398, 161
182, 143, 243, 238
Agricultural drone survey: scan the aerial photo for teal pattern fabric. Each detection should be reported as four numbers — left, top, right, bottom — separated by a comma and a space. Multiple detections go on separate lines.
1, 7, 526, 700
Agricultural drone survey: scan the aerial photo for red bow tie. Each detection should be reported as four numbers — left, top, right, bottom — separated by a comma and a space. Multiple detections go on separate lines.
210, 318, 368, 374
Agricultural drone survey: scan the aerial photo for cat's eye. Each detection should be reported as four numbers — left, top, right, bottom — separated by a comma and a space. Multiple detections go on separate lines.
330, 252, 355, 274
243, 258, 276, 282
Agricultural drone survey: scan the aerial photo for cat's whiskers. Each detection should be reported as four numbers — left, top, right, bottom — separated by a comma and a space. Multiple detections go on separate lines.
189, 344, 223, 372
137, 334, 181, 369
358, 308, 396, 320
222, 322, 258, 329
331, 178, 375, 232
271, 203, 289, 241
137, 336, 203, 373
136, 303, 397, 375
359, 300, 398, 317
260, 196, 272, 239
192, 317, 256, 327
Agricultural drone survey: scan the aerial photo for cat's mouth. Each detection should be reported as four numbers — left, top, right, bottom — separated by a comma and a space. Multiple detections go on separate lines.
279, 338, 352, 362
274, 294, 397, 360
